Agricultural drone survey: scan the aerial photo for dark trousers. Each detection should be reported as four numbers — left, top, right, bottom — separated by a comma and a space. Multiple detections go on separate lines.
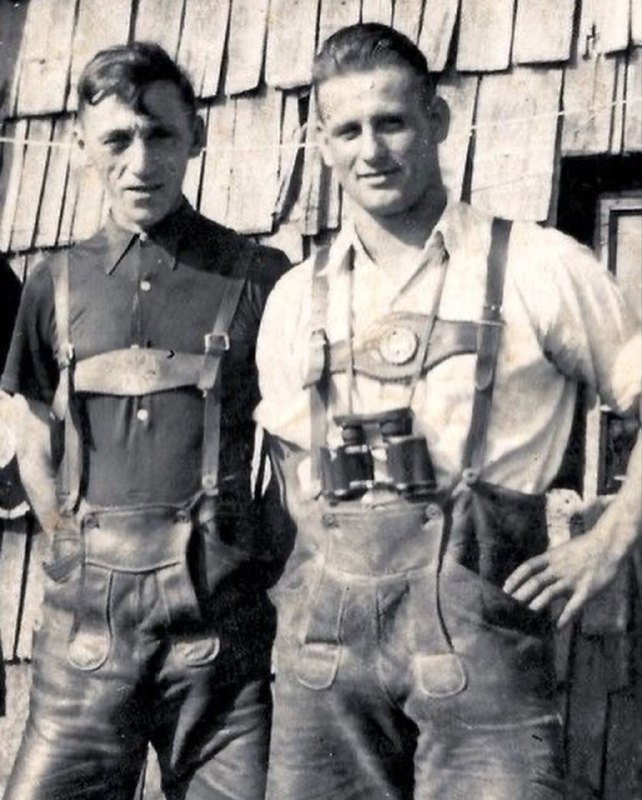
4, 506, 273, 800
267, 499, 564, 799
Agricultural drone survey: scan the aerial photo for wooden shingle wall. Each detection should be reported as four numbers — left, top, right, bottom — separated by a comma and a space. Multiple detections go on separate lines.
0, 0, 641, 279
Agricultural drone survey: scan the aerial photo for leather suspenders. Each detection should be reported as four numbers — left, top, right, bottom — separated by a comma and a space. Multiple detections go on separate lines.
461, 217, 512, 482
50, 250, 248, 514
305, 217, 513, 487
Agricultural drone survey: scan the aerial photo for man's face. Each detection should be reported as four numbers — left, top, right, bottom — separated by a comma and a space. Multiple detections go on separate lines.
77, 81, 202, 231
317, 66, 446, 218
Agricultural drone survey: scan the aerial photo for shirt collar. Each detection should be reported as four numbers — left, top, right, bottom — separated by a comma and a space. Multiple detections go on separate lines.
322, 199, 465, 279
102, 197, 196, 275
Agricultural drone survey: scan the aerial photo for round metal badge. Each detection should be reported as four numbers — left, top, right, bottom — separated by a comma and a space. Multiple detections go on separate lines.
379, 327, 419, 365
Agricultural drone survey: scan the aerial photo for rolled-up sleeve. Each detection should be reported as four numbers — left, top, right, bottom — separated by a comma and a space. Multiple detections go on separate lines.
529, 227, 638, 413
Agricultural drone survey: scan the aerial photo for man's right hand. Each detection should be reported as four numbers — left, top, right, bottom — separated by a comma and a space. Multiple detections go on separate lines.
43, 517, 82, 582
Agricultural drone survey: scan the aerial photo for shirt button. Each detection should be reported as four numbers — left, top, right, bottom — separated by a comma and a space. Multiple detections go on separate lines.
140, 279, 151, 292
136, 408, 149, 423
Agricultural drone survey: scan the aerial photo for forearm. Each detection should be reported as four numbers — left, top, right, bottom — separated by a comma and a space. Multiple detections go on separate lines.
14, 397, 66, 540
595, 431, 642, 562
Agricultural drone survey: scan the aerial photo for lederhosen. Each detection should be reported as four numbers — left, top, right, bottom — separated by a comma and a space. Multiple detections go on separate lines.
46, 249, 250, 671
296, 217, 552, 697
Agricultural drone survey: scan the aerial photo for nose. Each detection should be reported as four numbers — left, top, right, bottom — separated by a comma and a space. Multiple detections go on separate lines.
126, 134, 156, 177
359, 126, 385, 162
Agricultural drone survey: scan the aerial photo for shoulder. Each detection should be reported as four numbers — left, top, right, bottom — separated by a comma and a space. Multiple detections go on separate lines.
185, 211, 290, 288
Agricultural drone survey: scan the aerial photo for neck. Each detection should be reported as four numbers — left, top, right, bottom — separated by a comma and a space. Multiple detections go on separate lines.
351, 187, 448, 265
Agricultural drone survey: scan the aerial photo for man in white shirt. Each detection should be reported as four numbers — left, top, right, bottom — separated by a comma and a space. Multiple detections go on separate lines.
256, 23, 641, 799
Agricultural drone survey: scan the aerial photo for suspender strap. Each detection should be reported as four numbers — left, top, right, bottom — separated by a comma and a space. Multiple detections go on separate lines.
462, 217, 512, 479
304, 247, 331, 494
50, 251, 83, 515
200, 262, 248, 495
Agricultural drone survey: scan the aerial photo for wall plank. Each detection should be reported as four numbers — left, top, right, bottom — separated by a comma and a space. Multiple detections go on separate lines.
437, 73, 478, 199
392, 0, 424, 43
0, 121, 27, 253
70, 165, 106, 242
178, 0, 231, 98
35, 118, 74, 250
68, 0, 132, 111
472, 67, 562, 221
265, 0, 320, 89
611, 57, 627, 154
297, 93, 326, 235
259, 223, 305, 264
561, 54, 617, 154
633, 0, 642, 45
513, 0, 575, 65
200, 101, 236, 225
457, 0, 515, 72
624, 47, 642, 151
135, 0, 186, 59
361, 0, 394, 25
225, 0, 270, 96
0, 0, 28, 117
418, 0, 460, 72
274, 92, 304, 224
227, 90, 282, 234
183, 149, 204, 210
10, 119, 53, 253
15, 0, 77, 116
318, 0, 361, 48
578, 0, 630, 56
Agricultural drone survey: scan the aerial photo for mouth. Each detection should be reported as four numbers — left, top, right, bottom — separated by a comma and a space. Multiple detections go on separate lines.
357, 168, 399, 183
124, 184, 163, 197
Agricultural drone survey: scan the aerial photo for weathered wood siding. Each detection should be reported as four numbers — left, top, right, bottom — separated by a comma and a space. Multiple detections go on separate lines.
0, 0, 640, 271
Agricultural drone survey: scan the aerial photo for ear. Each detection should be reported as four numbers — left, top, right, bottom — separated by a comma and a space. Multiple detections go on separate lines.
428, 96, 450, 145
317, 120, 336, 169
189, 113, 205, 157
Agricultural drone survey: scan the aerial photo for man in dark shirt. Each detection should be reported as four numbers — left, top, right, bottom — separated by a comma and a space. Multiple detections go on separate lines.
1, 43, 289, 800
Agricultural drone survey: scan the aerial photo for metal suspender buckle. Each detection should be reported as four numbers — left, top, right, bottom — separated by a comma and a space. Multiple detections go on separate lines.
57, 342, 75, 370
204, 332, 231, 354
201, 473, 219, 495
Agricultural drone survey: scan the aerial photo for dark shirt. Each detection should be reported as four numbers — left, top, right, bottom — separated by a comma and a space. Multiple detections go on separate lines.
1, 201, 290, 508
0, 255, 21, 372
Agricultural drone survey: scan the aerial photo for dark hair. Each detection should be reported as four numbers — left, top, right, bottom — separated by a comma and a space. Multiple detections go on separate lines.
77, 41, 197, 117
312, 23, 436, 100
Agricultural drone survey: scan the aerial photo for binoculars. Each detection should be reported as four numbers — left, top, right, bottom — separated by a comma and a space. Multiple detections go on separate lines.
320, 407, 436, 501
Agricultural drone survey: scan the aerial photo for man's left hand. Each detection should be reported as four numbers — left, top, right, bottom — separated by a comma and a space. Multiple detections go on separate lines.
502, 521, 624, 629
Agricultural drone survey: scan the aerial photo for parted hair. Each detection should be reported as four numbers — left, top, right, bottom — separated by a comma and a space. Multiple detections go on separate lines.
312, 23, 437, 100
77, 41, 197, 116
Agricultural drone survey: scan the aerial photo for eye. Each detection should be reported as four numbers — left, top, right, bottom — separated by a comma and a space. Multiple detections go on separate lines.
101, 132, 131, 153
333, 123, 361, 141
376, 116, 405, 133
147, 126, 174, 142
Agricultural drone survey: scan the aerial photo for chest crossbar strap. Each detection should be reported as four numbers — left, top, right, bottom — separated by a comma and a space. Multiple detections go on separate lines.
305, 217, 512, 493
49, 253, 248, 512
461, 217, 512, 482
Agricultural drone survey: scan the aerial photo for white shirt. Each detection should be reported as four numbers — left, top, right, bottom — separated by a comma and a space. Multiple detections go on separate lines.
256, 203, 637, 495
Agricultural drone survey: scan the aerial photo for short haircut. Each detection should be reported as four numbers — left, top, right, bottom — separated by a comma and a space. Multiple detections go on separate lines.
77, 41, 197, 117
312, 23, 437, 101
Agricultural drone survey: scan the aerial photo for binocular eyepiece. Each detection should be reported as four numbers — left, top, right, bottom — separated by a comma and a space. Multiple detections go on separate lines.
320, 407, 435, 501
